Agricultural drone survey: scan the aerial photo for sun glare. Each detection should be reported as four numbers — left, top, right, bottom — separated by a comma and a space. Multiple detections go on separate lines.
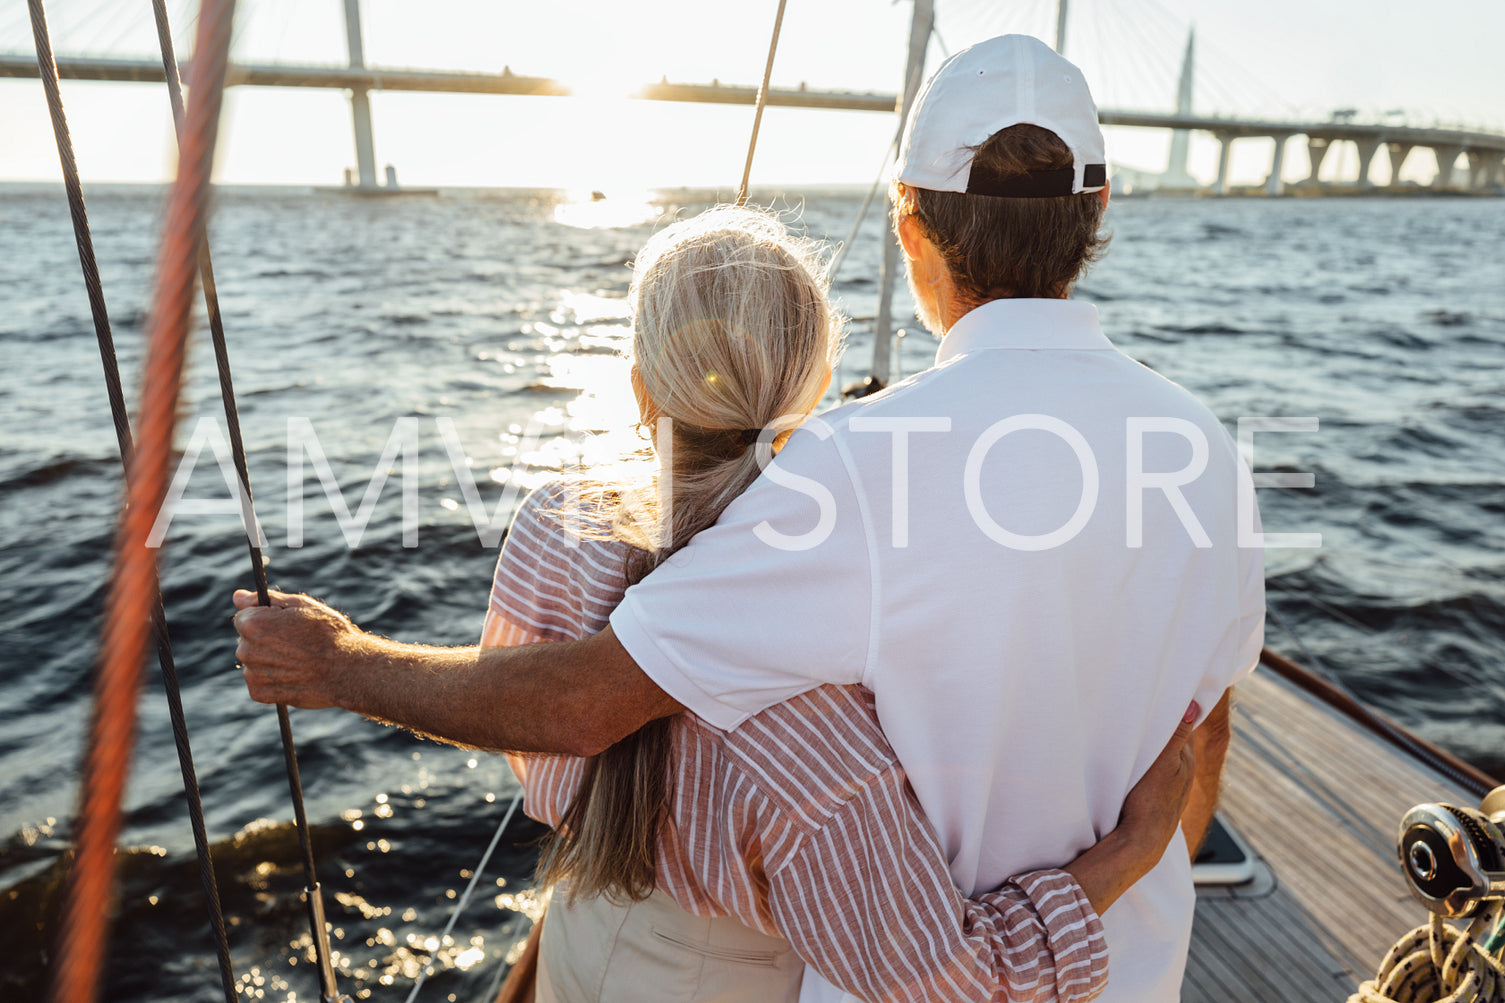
562, 69, 633, 102
553, 189, 664, 230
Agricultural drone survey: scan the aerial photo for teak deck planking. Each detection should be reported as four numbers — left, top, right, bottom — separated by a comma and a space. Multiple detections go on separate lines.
1182, 662, 1477, 1001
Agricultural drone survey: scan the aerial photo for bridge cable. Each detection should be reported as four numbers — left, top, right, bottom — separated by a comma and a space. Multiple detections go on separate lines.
736, 0, 789, 206
40, 0, 238, 1000
24, 1, 238, 1000
146, 1, 346, 999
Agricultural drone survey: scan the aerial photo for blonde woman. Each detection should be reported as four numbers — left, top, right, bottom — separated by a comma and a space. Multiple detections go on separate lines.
483, 206, 1198, 1003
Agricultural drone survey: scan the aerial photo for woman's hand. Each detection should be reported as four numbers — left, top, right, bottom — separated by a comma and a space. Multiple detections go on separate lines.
1116, 702, 1201, 860
1064, 702, 1200, 915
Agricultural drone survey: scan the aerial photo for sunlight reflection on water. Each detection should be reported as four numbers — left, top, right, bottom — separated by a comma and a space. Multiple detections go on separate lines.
553, 190, 664, 229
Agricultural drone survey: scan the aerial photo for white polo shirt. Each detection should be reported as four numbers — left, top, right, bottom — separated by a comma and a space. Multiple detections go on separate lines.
610, 298, 1266, 1003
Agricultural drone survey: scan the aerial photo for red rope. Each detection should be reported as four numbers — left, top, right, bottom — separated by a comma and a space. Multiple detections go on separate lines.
46, 1, 238, 1000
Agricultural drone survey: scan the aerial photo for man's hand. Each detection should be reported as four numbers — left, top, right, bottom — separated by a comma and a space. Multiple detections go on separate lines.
233, 588, 376, 709
230, 589, 678, 755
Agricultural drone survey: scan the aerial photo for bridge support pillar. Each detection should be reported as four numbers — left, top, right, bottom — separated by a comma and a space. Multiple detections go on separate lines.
1213, 133, 1233, 196
1304, 136, 1331, 185
1265, 134, 1290, 195
344, 0, 380, 189
1432, 146, 1464, 189
1385, 143, 1413, 186
350, 87, 378, 188
1465, 151, 1500, 190
1354, 137, 1381, 186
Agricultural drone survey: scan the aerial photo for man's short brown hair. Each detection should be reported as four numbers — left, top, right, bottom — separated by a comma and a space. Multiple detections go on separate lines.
893, 124, 1109, 304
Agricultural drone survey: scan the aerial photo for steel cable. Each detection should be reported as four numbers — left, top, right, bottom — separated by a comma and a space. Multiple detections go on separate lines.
43, 0, 238, 999
146, 1, 343, 998
735, 0, 789, 206
25, 1, 237, 1001
401, 791, 524, 1003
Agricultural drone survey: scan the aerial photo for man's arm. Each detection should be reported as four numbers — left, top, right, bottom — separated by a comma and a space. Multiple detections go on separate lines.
233, 589, 679, 756
1180, 689, 1232, 861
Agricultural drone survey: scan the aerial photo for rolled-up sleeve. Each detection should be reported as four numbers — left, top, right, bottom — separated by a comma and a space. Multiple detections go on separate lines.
762, 767, 1108, 1003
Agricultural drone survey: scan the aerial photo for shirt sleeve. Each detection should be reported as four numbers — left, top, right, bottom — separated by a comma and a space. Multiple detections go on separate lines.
1191, 444, 1266, 718
1232, 465, 1266, 683
1204, 451, 1264, 710
486, 482, 603, 645
1227, 559, 1265, 694
763, 769, 1108, 1003
481, 481, 608, 816
609, 420, 874, 731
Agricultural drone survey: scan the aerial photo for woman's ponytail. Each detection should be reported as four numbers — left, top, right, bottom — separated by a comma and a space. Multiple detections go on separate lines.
538, 206, 842, 902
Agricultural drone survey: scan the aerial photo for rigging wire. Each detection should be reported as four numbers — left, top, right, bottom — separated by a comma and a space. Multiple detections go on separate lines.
867, 7, 934, 384
23, 1, 237, 1001
930, 20, 950, 59
146, 0, 344, 998
824, 129, 900, 286
736, 0, 789, 206
42, 0, 238, 1000
402, 791, 524, 1003
480, 933, 517, 1003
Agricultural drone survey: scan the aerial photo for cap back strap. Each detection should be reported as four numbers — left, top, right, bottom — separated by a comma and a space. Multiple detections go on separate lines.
966, 163, 1107, 197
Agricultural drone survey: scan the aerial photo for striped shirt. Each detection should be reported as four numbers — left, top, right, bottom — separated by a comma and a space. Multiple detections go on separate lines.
482, 481, 1109, 1003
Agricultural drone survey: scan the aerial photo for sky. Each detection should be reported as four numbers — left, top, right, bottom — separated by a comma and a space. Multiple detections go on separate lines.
2, 0, 1502, 190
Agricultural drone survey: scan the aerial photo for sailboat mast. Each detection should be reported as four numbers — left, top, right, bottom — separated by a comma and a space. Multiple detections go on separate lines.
871, 0, 933, 384
1055, 0, 1069, 54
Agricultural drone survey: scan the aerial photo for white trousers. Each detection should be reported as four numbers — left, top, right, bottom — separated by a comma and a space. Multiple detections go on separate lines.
536, 886, 804, 1003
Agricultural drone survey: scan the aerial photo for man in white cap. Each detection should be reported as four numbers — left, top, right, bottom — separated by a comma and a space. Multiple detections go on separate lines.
237, 35, 1263, 999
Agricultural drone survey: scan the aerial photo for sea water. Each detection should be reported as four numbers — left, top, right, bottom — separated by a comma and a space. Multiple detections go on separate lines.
1, 185, 1501, 1000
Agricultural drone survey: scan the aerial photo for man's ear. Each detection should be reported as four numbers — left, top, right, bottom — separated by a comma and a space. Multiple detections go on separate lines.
1098, 179, 1111, 210
896, 212, 926, 262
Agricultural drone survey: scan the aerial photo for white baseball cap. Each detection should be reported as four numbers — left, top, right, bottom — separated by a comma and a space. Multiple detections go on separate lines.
896, 34, 1107, 197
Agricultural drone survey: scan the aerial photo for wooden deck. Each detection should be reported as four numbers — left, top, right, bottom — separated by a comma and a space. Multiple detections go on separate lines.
1184, 665, 1477, 1001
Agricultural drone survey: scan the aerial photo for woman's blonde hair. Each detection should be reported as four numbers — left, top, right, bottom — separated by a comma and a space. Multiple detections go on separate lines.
538, 205, 842, 902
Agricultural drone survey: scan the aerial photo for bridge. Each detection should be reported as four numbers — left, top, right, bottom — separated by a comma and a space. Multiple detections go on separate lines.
5, 0, 1502, 195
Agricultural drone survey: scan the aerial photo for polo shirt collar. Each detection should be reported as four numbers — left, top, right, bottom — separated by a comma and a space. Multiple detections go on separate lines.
934, 298, 1112, 365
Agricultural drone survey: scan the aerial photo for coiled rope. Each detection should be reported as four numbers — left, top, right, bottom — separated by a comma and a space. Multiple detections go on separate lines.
1350, 905, 1505, 1003
23, 4, 239, 1002
42, 0, 238, 1000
